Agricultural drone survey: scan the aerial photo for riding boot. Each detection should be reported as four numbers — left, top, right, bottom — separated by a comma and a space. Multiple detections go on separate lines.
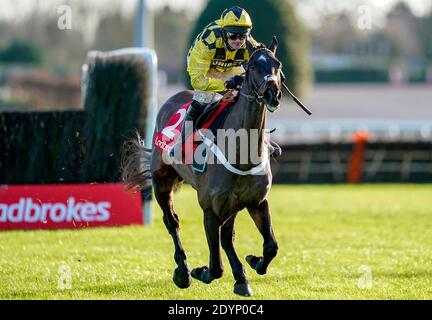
180, 100, 205, 143
268, 140, 282, 158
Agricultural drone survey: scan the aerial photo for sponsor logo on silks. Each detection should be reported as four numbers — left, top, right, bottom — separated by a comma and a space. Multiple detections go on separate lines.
0, 197, 111, 223
210, 59, 243, 70
154, 137, 170, 151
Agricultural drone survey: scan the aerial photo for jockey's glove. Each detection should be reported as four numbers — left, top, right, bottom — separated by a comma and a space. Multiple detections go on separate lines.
225, 75, 244, 90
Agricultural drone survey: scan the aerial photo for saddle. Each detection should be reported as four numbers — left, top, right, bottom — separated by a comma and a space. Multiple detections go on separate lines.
195, 91, 237, 130
153, 93, 237, 172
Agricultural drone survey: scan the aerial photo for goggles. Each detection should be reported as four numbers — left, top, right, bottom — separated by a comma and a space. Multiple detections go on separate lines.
226, 31, 248, 41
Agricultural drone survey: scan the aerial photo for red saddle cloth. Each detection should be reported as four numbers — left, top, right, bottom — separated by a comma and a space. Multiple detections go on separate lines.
153, 100, 231, 153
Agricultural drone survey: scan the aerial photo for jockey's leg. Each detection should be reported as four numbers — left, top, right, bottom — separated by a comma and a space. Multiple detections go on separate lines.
180, 90, 217, 144
180, 99, 204, 144
268, 140, 282, 158
264, 134, 282, 158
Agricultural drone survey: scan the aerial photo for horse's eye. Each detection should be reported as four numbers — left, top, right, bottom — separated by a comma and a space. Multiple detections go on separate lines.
250, 66, 255, 71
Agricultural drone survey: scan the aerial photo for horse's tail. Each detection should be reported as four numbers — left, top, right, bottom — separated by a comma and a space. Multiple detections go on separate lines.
121, 131, 152, 190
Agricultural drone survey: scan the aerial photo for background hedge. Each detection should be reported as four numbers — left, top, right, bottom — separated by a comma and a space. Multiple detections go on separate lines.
0, 54, 149, 184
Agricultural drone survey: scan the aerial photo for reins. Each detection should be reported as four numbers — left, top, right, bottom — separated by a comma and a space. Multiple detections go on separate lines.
239, 46, 313, 115
239, 47, 277, 105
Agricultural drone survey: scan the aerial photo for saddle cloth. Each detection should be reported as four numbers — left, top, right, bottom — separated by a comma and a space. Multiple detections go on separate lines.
153, 99, 235, 171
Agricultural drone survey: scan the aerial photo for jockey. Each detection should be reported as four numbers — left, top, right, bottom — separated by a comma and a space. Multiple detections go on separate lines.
181, 6, 282, 158
182, 6, 259, 141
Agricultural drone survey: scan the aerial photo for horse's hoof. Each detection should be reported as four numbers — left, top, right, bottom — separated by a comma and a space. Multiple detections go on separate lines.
234, 282, 253, 297
246, 255, 267, 275
191, 266, 205, 280
173, 267, 192, 289
246, 255, 259, 268
191, 266, 213, 284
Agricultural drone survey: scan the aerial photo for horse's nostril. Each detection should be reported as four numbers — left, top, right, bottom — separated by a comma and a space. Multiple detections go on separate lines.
264, 89, 272, 101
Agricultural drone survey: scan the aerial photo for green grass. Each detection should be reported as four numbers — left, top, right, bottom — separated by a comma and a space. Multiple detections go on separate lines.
1, 185, 431, 299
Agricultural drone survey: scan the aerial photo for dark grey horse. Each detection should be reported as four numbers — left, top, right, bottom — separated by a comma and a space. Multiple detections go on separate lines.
122, 37, 283, 297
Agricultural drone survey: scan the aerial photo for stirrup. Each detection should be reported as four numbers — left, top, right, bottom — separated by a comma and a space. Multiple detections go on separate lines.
267, 143, 282, 158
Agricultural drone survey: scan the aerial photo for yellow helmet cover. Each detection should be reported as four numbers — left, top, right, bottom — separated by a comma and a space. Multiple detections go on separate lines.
220, 6, 252, 33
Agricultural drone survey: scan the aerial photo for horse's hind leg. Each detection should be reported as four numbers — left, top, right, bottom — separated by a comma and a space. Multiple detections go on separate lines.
221, 215, 253, 297
191, 208, 224, 284
246, 199, 278, 275
153, 170, 192, 289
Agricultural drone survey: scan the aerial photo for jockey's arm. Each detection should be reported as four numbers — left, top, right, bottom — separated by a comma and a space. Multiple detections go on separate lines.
231, 66, 245, 76
187, 40, 226, 92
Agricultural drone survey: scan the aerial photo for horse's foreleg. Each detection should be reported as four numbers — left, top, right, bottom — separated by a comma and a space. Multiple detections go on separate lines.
246, 199, 278, 275
221, 215, 253, 297
191, 209, 223, 284
154, 183, 192, 289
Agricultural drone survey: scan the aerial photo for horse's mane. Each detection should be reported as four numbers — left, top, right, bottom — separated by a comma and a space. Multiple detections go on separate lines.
248, 43, 280, 64
249, 44, 266, 57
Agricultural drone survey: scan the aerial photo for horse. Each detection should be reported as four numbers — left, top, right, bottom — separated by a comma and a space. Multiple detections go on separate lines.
121, 36, 283, 297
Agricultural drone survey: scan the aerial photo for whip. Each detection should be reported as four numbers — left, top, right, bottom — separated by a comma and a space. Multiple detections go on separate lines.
281, 70, 312, 115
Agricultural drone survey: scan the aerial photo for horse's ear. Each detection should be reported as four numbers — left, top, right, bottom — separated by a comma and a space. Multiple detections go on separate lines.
246, 40, 255, 56
268, 36, 278, 54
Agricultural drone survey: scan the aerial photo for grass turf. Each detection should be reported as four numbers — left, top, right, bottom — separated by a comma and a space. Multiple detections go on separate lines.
0, 184, 431, 299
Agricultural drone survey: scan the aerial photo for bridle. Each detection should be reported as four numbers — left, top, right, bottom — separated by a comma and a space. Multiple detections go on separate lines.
239, 74, 279, 104
239, 47, 281, 106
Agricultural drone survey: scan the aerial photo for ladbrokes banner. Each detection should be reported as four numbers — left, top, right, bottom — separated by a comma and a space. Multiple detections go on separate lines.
0, 183, 143, 230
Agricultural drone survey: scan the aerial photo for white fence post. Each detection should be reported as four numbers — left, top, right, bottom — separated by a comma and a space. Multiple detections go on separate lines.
82, 48, 158, 225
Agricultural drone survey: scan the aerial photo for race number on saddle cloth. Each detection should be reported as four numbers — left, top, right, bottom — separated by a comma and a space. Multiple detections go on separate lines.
153, 99, 235, 172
